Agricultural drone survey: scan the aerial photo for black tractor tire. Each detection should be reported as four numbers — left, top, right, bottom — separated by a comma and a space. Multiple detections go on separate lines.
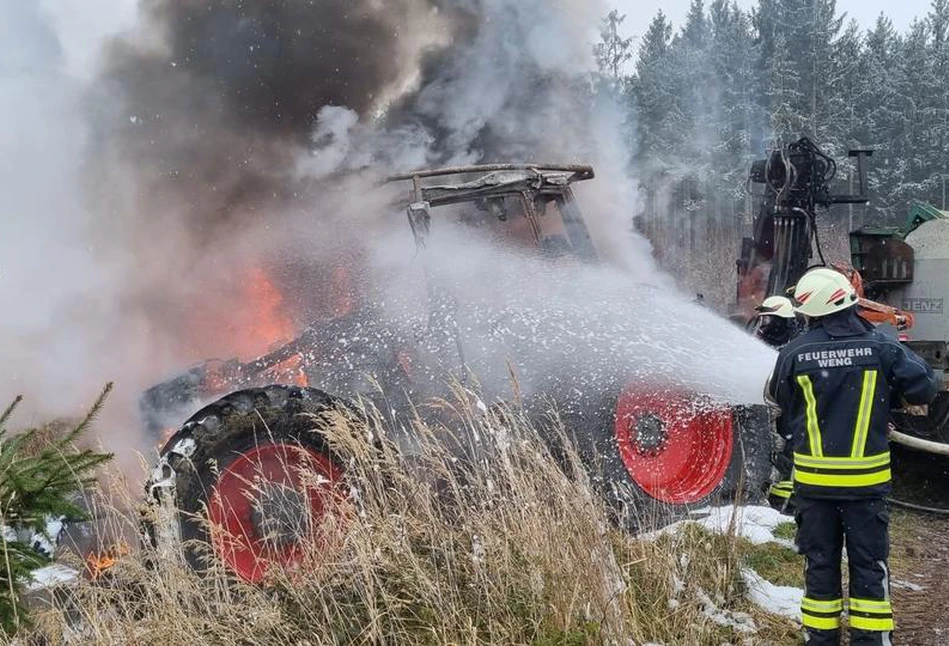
540, 389, 774, 532
149, 385, 355, 578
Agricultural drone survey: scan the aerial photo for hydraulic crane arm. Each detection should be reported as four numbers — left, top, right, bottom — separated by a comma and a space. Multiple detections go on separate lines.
831, 262, 915, 331
732, 139, 910, 331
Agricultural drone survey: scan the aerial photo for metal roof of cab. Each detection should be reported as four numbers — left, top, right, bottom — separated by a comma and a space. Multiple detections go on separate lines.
386, 164, 595, 206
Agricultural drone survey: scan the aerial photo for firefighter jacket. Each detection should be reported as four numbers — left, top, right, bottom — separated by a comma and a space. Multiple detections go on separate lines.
766, 309, 939, 499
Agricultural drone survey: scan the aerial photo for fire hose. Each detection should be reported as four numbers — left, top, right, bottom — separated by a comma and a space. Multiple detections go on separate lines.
886, 497, 949, 516
888, 428, 949, 457
886, 428, 949, 515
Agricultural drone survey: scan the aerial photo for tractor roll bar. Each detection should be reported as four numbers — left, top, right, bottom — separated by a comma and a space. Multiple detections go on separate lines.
386, 164, 595, 183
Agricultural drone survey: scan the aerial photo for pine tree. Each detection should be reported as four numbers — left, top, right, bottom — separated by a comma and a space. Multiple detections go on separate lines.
895, 19, 934, 209
928, 0, 949, 208
755, 0, 846, 145
676, 0, 715, 164
594, 10, 635, 92
709, 0, 759, 174
829, 20, 863, 146
703, 0, 760, 261
857, 15, 907, 222
633, 11, 676, 167
0, 386, 113, 636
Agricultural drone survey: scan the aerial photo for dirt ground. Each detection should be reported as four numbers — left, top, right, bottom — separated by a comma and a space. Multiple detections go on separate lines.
887, 447, 949, 644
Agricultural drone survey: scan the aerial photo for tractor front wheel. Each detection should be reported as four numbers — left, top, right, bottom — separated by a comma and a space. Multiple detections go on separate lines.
148, 386, 352, 583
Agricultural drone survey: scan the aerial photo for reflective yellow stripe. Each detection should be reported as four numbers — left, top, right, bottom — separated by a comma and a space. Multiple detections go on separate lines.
801, 597, 843, 630
796, 375, 823, 457
794, 468, 892, 488
802, 613, 841, 630
850, 598, 893, 613
793, 452, 890, 469
851, 370, 878, 458
849, 615, 895, 632
802, 597, 843, 613
769, 484, 792, 499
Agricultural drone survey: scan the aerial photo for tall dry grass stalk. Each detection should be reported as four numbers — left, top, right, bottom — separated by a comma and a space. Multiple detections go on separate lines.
23, 386, 797, 645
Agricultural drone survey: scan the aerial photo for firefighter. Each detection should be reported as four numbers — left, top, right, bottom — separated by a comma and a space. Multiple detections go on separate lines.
753, 295, 802, 348
766, 267, 938, 645
754, 295, 804, 511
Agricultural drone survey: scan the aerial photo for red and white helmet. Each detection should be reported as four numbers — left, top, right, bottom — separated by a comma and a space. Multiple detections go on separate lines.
755, 296, 796, 319
793, 267, 858, 317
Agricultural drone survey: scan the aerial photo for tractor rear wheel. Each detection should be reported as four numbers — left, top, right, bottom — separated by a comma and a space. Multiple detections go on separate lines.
149, 386, 352, 583
559, 382, 773, 529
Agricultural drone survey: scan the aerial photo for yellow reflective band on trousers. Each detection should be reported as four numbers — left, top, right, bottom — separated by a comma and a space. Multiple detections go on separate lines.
793, 452, 891, 488
796, 375, 823, 457
849, 597, 894, 632
801, 597, 843, 631
769, 481, 793, 499
851, 370, 878, 458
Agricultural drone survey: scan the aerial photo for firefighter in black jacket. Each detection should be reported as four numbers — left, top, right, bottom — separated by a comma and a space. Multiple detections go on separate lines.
766, 267, 939, 646
753, 295, 804, 349
754, 295, 806, 509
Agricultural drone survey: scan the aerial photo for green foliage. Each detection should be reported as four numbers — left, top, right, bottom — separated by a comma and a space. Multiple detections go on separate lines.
532, 621, 600, 646
743, 542, 804, 588
773, 521, 796, 541
0, 384, 114, 636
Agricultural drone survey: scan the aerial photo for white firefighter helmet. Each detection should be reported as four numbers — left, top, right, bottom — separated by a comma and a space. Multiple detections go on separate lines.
755, 295, 796, 319
793, 267, 858, 318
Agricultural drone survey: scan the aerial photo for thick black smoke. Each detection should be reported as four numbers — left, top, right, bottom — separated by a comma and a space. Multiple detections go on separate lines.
144, 0, 448, 137
93, 0, 458, 236
94, 0, 602, 235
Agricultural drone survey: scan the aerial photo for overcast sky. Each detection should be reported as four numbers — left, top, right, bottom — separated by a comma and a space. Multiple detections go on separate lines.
614, 0, 934, 42
38, 0, 938, 81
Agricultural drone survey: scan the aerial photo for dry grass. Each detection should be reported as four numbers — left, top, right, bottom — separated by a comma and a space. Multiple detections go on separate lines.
21, 388, 799, 645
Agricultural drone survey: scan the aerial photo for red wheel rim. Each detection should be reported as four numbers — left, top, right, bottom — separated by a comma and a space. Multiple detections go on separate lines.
614, 383, 734, 504
207, 443, 344, 583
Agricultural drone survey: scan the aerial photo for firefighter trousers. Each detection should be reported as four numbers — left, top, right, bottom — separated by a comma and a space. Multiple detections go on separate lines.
795, 496, 893, 645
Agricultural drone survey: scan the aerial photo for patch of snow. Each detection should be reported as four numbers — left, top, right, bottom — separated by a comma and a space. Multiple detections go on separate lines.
892, 578, 925, 592
25, 563, 78, 591
2, 515, 67, 559
696, 587, 757, 633
742, 568, 801, 621
27, 515, 67, 557
645, 505, 793, 546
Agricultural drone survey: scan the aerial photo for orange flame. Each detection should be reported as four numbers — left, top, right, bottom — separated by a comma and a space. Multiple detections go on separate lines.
263, 354, 309, 388
85, 542, 130, 581
237, 266, 298, 361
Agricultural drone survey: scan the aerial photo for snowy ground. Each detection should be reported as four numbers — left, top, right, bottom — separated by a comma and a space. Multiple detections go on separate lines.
650, 505, 803, 622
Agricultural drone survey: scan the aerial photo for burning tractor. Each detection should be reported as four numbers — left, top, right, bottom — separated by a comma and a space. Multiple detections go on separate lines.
140, 164, 774, 582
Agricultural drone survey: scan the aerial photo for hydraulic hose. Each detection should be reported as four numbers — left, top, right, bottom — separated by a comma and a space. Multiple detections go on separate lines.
886, 429, 949, 514
886, 497, 949, 516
